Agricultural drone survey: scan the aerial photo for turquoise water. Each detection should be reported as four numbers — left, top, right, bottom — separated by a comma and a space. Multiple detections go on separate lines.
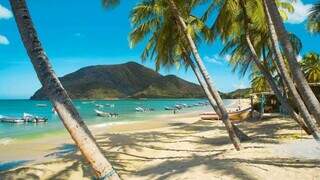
0, 99, 233, 141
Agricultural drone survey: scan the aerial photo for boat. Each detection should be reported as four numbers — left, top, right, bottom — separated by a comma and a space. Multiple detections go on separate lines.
164, 106, 174, 110
95, 104, 104, 108
175, 105, 183, 110
95, 109, 110, 117
22, 113, 48, 123
0, 115, 24, 123
200, 107, 251, 121
36, 104, 48, 107
135, 107, 145, 112
105, 104, 115, 108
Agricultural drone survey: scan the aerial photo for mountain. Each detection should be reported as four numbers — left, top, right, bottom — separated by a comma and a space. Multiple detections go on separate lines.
224, 88, 252, 99
31, 62, 206, 99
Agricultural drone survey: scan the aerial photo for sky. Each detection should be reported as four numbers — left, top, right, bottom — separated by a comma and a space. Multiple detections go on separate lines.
0, 0, 319, 99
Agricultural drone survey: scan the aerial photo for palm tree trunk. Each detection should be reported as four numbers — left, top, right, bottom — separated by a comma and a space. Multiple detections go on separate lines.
168, 0, 241, 150
245, 35, 312, 135
273, 61, 288, 98
262, 0, 320, 140
264, 0, 320, 125
9, 0, 120, 179
183, 54, 250, 141
239, 0, 312, 135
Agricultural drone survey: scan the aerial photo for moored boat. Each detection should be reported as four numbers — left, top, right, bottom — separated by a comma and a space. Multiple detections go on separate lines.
95, 109, 110, 117
200, 107, 251, 121
36, 104, 48, 107
0, 115, 24, 123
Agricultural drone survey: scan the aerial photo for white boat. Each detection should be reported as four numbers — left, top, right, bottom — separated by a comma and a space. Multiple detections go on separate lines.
95, 104, 104, 108
200, 107, 251, 121
36, 104, 48, 107
135, 107, 145, 112
95, 109, 110, 117
22, 113, 48, 123
105, 104, 115, 108
23, 113, 33, 121
0, 115, 25, 123
164, 106, 174, 110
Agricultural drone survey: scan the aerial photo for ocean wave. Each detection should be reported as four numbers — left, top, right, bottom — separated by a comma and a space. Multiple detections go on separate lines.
0, 137, 14, 145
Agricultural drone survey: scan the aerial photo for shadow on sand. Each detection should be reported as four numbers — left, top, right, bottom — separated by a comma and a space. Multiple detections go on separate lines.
0, 116, 319, 179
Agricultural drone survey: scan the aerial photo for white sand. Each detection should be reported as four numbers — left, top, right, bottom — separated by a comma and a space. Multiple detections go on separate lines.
1, 110, 320, 180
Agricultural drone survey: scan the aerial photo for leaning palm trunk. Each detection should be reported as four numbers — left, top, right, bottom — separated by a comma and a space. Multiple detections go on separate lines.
239, 0, 311, 135
10, 0, 120, 179
245, 35, 312, 135
183, 54, 250, 141
168, 0, 241, 150
262, 0, 320, 140
264, 0, 320, 125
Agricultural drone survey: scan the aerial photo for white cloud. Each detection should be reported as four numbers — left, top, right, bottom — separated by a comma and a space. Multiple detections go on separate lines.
0, 4, 12, 19
296, 54, 302, 62
204, 54, 230, 65
233, 81, 247, 89
224, 54, 231, 62
285, 0, 312, 24
0, 35, 9, 45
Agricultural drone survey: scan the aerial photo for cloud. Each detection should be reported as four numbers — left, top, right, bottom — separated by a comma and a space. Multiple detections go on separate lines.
296, 54, 302, 62
233, 81, 247, 89
0, 35, 9, 45
285, 0, 312, 24
204, 54, 230, 65
0, 4, 13, 19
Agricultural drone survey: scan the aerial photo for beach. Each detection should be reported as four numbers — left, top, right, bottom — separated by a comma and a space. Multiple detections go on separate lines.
1, 101, 320, 179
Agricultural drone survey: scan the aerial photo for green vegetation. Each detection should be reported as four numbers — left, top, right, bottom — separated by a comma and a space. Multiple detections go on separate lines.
31, 62, 206, 99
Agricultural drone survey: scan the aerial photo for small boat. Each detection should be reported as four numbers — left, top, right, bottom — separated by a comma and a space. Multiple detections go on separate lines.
36, 104, 48, 107
105, 104, 115, 108
0, 115, 25, 123
200, 107, 251, 121
95, 104, 104, 108
95, 109, 110, 117
175, 105, 183, 110
135, 107, 145, 112
22, 113, 48, 123
164, 106, 174, 110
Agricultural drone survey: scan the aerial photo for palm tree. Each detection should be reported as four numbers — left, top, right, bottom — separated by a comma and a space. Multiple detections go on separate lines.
9, 0, 120, 179
129, 0, 243, 150
211, 0, 313, 135
301, 52, 320, 83
251, 72, 270, 93
308, 2, 320, 33
260, 0, 320, 139
263, 0, 320, 126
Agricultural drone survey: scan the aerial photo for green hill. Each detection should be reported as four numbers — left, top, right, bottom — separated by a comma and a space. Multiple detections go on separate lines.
31, 62, 206, 99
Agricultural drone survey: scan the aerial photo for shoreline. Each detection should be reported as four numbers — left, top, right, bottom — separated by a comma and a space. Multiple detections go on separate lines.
0, 108, 208, 164
1, 111, 320, 179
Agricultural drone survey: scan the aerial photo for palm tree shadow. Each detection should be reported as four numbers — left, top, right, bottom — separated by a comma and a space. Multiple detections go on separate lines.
0, 116, 316, 179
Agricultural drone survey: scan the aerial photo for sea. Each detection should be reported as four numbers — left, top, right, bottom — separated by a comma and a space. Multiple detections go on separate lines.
0, 99, 235, 144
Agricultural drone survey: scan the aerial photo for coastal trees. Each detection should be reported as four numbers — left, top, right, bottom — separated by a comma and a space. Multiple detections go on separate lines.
263, 0, 320, 126
129, 0, 243, 150
308, 1, 320, 33
211, 0, 313, 135
301, 52, 320, 83
9, 0, 120, 179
